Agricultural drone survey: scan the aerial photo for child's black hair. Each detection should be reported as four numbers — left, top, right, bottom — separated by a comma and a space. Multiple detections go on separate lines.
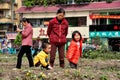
57, 8, 65, 15
72, 31, 82, 41
42, 42, 50, 49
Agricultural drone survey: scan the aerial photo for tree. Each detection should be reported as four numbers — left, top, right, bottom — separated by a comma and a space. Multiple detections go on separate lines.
0, 0, 11, 3
0, 0, 4, 3
24, 0, 67, 7
24, 0, 34, 7
75, 0, 91, 3
14, 32, 22, 46
23, 0, 113, 7
106, 0, 112, 3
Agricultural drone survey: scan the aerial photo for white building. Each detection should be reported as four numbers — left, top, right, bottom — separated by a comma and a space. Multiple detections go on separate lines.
17, 1, 120, 51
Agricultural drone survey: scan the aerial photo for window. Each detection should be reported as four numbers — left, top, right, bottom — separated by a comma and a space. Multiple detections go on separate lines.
67, 17, 78, 27
109, 12, 120, 25
0, 11, 4, 18
28, 18, 51, 28
109, 19, 120, 25
67, 17, 87, 27
67, 0, 75, 4
78, 17, 87, 26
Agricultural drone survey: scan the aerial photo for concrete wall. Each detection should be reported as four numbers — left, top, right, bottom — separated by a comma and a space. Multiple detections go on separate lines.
22, 11, 92, 26
33, 27, 89, 39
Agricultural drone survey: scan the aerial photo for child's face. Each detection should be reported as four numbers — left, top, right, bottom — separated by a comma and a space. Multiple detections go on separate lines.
74, 33, 81, 42
44, 45, 51, 53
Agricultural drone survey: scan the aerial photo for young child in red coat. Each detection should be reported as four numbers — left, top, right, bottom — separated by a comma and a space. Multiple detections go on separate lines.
66, 31, 82, 69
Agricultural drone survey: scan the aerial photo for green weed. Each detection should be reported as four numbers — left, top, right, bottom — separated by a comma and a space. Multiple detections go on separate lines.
99, 75, 108, 80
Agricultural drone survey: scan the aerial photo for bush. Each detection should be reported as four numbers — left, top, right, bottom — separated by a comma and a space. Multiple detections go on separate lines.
82, 50, 120, 59
106, 0, 112, 3
14, 32, 22, 46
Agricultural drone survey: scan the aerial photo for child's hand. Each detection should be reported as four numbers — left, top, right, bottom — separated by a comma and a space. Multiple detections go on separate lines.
48, 65, 53, 70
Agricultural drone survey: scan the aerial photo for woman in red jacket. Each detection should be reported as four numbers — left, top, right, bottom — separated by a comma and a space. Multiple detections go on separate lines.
47, 8, 68, 68
66, 31, 82, 69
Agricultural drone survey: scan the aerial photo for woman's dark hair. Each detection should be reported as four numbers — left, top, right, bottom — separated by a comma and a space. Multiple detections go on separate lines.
21, 18, 30, 23
21, 17, 33, 26
42, 42, 50, 49
72, 31, 82, 41
57, 8, 65, 15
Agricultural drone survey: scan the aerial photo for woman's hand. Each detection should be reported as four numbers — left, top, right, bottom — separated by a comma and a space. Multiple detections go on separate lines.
16, 27, 22, 32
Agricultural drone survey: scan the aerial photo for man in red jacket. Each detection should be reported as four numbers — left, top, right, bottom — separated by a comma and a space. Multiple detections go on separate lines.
47, 8, 68, 68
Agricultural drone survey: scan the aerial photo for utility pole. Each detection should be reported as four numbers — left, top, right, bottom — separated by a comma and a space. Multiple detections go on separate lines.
11, 0, 14, 24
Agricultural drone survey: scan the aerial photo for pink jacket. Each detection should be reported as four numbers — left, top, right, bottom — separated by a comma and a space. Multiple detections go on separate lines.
22, 23, 33, 46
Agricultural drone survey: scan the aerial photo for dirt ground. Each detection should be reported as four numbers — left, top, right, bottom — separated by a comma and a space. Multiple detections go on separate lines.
0, 54, 120, 80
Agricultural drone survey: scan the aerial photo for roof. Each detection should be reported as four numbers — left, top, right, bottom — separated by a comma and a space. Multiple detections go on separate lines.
17, 1, 120, 13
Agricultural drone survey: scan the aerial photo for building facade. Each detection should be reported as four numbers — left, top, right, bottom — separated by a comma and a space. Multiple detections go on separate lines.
17, 1, 120, 51
0, 0, 22, 39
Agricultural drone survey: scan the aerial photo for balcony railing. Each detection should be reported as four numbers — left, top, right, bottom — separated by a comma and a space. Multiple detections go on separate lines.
0, 3, 10, 9
0, 18, 11, 23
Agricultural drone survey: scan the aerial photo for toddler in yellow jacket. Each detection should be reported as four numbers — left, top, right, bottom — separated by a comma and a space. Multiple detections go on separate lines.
34, 42, 53, 70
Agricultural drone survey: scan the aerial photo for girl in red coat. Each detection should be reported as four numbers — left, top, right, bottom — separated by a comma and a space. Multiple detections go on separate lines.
66, 31, 82, 69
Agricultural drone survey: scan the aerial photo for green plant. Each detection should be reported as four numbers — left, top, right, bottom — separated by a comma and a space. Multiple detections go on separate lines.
117, 71, 120, 79
92, 36, 102, 45
14, 32, 22, 46
38, 72, 47, 80
100, 44, 108, 53
0, 59, 2, 62
24, 0, 34, 7
100, 75, 108, 80
23, 70, 38, 80
0, 0, 4, 3
64, 69, 70, 77
16, 77, 19, 80
72, 69, 81, 78
83, 50, 99, 59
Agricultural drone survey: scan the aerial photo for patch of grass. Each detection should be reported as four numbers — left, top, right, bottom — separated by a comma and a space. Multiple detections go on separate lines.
0, 68, 3, 72
72, 69, 81, 78
99, 75, 109, 80
0, 59, 2, 62
100, 66, 119, 72
117, 71, 120, 79
82, 50, 120, 59
80, 74, 95, 80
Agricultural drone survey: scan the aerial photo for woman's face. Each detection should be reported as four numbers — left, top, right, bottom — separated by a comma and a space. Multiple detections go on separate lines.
57, 13, 64, 20
22, 21, 27, 27
74, 33, 81, 42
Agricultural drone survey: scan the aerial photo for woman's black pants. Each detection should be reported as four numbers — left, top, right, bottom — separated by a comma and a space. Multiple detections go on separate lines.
16, 46, 34, 69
